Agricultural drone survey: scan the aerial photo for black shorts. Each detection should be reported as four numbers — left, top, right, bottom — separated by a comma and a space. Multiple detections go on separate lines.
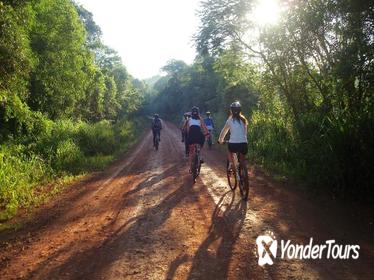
187, 126, 205, 147
228, 143, 248, 155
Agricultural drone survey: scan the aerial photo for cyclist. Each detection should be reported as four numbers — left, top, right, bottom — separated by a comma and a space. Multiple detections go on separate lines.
204, 111, 215, 146
180, 112, 191, 156
180, 112, 190, 142
218, 101, 248, 174
151, 114, 162, 147
183, 106, 209, 173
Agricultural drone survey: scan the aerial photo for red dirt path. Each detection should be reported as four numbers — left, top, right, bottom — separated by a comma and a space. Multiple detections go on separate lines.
0, 122, 373, 279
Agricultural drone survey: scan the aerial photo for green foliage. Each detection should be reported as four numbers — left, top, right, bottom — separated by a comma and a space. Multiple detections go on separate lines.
148, 53, 258, 129
1, 0, 145, 132
246, 0, 374, 197
0, 1, 35, 138
0, 1, 147, 221
28, 0, 89, 119
0, 117, 145, 220
0, 144, 50, 221
195, 0, 251, 56
147, 0, 373, 199
74, 2, 102, 48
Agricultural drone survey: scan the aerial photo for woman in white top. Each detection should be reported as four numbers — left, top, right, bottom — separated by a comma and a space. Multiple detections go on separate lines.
218, 101, 249, 170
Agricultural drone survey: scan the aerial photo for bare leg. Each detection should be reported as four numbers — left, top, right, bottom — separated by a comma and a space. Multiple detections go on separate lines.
237, 153, 248, 185
239, 153, 248, 169
188, 145, 194, 172
228, 152, 236, 170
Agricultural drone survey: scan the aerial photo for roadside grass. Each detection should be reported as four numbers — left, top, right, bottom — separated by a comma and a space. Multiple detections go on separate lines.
0, 117, 145, 224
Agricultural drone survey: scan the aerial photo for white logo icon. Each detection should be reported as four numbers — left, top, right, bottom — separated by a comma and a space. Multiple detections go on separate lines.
256, 234, 278, 266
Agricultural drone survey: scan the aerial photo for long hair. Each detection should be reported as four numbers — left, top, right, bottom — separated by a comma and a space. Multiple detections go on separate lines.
191, 112, 200, 120
231, 111, 248, 126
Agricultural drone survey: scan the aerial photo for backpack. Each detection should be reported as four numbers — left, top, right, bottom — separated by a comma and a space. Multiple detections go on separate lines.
153, 118, 162, 129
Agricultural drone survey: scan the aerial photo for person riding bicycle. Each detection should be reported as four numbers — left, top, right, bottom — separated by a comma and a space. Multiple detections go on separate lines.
183, 106, 209, 173
180, 112, 190, 142
204, 111, 215, 146
218, 101, 248, 173
180, 112, 191, 156
151, 114, 162, 147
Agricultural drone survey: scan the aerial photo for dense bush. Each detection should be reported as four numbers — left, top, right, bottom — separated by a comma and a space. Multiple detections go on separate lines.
0, 144, 50, 220
0, 118, 144, 220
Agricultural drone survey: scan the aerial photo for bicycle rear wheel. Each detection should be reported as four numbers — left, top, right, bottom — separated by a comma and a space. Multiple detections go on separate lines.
154, 136, 159, 150
226, 160, 237, 190
192, 153, 200, 182
238, 164, 249, 200
207, 136, 212, 149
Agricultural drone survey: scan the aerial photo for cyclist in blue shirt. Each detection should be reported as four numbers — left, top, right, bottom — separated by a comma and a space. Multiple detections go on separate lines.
204, 111, 215, 146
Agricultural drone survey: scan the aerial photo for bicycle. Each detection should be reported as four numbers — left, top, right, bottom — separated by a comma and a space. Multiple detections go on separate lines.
207, 129, 213, 149
153, 131, 160, 151
221, 141, 249, 200
190, 144, 202, 183
183, 130, 189, 157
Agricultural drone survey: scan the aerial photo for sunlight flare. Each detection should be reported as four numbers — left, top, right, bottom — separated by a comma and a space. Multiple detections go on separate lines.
251, 0, 281, 26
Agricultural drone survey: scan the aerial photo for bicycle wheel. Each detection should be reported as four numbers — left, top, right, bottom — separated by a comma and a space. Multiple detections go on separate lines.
226, 159, 237, 190
208, 136, 212, 149
238, 163, 249, 200
192, 153, 199, 182
154, 136, 159, 150
197, 155, 201, 175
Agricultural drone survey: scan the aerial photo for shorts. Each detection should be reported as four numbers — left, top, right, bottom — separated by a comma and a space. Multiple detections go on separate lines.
228, 143, 248, 155
188, 126, 205, 147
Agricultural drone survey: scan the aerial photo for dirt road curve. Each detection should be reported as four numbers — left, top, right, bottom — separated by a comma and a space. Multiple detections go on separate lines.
0, 122, 373, 280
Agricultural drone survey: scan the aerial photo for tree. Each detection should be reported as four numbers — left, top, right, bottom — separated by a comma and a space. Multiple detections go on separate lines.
193, 0, 374, 196
28, 0, 89, 119
0, 1, 35, 137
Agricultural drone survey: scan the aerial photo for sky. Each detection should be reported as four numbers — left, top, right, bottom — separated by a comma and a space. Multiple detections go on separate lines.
77, 0, 202, 80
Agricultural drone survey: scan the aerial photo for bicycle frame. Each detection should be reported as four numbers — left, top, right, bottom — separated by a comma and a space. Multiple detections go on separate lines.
153, 130, 160, 150
191, 144, 201, 182
222, 141, 249, 200
207, 129, 213, 146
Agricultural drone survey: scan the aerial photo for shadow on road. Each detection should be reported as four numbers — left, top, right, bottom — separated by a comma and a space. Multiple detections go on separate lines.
28, 167, 201, 279
186, 191, 247, 280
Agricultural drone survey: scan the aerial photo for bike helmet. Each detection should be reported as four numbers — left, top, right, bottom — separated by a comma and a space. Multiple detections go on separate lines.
191, 106, 199, 114
206, 111, 211, 115
230, 101, 241, 114
154, 113, 159, 118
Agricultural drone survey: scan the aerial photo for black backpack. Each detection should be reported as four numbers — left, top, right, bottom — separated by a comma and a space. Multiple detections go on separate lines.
153, 118, 162, 129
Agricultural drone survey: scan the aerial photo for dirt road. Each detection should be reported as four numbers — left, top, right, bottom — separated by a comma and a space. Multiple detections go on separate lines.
0, 122, 373, 279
